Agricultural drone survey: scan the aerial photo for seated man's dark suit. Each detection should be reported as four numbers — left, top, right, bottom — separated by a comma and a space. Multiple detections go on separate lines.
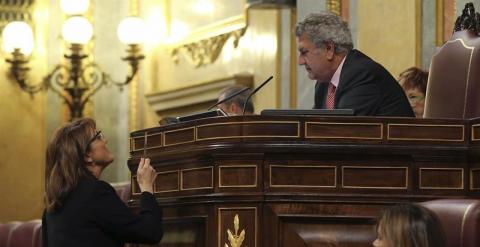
314, 49, 414, 117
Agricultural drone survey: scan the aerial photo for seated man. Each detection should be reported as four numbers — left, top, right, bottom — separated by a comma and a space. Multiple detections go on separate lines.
217, 85, 254, 115
296, 12, 414, 117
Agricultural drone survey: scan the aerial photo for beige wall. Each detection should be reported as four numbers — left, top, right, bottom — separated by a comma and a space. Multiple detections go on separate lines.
139, 1, 282, 124
356, 0, 419, 78
0, 1, 49, 222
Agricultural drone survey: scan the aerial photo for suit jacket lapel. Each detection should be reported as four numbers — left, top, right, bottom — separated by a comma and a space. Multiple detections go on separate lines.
314, 81, 329, 109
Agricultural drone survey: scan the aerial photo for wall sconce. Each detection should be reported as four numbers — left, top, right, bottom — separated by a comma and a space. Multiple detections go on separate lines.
1, 0, 146, 120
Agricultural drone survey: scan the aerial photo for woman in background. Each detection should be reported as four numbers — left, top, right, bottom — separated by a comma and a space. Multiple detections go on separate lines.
398, 67, 429, 118
42, 118, 163, 247
373, 203, 445, 247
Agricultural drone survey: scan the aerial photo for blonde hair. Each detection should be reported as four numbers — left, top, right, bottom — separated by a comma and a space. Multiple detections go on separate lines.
376, 204, 445, 247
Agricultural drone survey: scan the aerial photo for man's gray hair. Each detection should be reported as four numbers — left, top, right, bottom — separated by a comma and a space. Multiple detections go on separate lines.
295, 11, 353, 54
219, 85, 254, 113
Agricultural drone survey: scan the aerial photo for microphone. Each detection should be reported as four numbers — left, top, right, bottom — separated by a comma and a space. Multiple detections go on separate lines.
242, 76, 273, 115
207, 87, 250, 111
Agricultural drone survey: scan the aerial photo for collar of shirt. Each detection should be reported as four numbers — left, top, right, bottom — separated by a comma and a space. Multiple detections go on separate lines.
330, 55, 347, 88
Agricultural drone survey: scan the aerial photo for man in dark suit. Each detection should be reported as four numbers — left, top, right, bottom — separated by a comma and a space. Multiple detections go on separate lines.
295, 12, 414, 117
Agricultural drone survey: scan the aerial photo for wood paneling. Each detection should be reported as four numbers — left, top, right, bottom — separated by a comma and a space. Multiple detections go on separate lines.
306, 122, 382, 140
127, 116, 480, 246
197, 121, 299, 140
420, 168, 464, 189
164, 127, 195, 146
155, 171, 180, 193
219, 165, 257, 188
147, 133, 163, 148
218, 207, 257, 247
471, 169, 480, 189
472, 124, 480, 141
342, 166, 408, 189
281, 217, 375, 247
182, 167, 214, 190
270, 165, 336, 188
388, 124, 464, 141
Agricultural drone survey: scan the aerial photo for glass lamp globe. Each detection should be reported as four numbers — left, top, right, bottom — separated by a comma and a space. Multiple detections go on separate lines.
117, 16, 147, 45
2, 21, 34, 55
62, 16, 93, 45
61, 0, 89, 15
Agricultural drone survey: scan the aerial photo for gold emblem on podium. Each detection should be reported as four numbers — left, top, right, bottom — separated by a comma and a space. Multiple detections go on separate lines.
225, 214, 245, 247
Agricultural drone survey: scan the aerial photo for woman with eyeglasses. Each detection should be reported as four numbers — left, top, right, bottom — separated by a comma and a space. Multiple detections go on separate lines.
398, 67, 429, 118
42, 118, 163, 247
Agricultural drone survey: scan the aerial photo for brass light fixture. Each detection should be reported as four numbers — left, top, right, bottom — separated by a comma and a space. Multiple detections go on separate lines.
2, 0, 146, 120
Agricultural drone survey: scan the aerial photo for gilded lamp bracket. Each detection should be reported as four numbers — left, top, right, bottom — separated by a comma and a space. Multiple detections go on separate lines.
3, 9, 147, 121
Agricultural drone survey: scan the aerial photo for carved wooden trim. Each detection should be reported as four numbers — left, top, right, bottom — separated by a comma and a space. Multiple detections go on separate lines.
196, 121, 300, 140
387, 123, 465, 142
305, 122, 383, 140
470, 168, 480, 190
154, 170, 181, 193
219, 165, 258, 188
342, 166, 409, 189
419, 167, 464, 190
181, 166, 214, 191
269, 165, 337, 188
218, 207, 257, 247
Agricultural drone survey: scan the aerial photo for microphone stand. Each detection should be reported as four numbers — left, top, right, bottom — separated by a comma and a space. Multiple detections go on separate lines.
242, 76, 273, 115
207, 87, 250, 111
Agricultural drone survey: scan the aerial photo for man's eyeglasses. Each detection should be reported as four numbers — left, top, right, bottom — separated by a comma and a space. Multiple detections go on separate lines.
85, 131, 103, 153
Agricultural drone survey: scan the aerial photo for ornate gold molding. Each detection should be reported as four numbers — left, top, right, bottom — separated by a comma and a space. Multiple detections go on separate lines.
326, 0, 341, 15
225, 214, 245, 247
170, 15, 247, 67
0, 0, 34, 32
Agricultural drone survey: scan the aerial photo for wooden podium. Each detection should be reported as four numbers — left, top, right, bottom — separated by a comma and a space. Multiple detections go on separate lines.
127, 115, 480, 247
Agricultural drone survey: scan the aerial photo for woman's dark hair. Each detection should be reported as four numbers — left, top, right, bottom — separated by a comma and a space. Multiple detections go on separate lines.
376, 204, 446, 247
398, 67, 429, 95
45, 118, 97, 212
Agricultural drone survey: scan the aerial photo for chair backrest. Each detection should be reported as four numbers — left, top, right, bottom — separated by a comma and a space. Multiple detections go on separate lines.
0, 222, 20, 247
120, 183, 132, 203
7, 220, 41, 247
424, 30, 480, 118
111, 182, 131, 204
421, 199, 480, 247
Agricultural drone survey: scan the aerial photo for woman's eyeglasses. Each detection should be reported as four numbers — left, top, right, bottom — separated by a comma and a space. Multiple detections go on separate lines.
407, 95, 425, 104
85, 131, 103, 153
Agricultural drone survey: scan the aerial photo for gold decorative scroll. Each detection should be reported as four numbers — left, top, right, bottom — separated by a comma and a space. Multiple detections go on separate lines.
326, 0, 341, 16
225, 214, 245, 247
170, 15, 247, 67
